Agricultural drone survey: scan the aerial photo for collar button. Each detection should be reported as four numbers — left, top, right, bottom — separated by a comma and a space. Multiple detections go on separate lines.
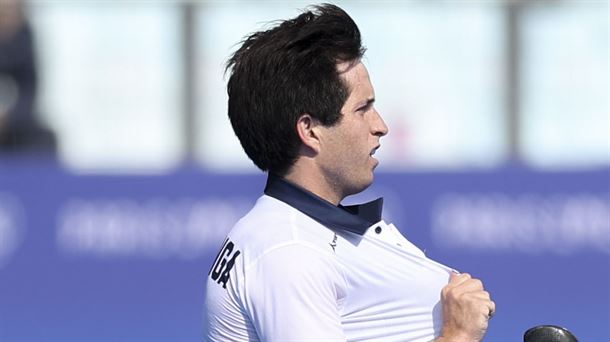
374, 226, 382, 234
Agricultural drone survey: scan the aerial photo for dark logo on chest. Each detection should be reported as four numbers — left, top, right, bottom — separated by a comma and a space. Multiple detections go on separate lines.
329, 233, 337, 253
209, 237, 241, 289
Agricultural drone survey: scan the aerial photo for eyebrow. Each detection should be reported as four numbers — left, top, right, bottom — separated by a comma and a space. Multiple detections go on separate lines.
355, 98, 375, 110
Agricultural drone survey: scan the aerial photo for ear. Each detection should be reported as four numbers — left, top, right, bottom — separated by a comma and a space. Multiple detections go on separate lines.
295, 113, 321, 153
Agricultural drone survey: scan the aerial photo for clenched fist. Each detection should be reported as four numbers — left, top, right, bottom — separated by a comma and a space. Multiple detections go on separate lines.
436, 273, 495, 342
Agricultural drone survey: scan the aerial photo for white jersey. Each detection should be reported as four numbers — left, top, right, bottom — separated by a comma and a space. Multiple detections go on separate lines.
205, 175, 454, 341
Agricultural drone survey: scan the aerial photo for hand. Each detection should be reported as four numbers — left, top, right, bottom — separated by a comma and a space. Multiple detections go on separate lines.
436, 273, 495, 342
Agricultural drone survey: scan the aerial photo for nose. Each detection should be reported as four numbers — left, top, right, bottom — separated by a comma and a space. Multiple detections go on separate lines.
371, 109, 389, 137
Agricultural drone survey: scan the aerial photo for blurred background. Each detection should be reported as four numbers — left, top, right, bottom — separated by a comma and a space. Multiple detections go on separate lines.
0, 0, 608, 341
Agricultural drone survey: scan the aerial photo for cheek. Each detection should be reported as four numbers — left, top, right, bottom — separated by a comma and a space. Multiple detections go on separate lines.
324, 124, 368, 164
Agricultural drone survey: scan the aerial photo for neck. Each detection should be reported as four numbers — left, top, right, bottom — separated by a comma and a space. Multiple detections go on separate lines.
283, 160, 344, 206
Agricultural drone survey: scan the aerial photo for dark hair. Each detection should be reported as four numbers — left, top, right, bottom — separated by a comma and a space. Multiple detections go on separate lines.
226, 3, 365, 175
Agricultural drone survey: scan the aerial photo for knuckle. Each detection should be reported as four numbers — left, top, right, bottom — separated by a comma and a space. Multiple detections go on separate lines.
441, 286, 454, 300
445, 288, 461, 302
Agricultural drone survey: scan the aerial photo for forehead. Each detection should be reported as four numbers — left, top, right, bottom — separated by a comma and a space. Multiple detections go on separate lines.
338, 61, 370, 87
338, 61, 374, 103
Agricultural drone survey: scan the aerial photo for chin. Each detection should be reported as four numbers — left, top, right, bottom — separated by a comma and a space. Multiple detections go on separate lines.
348, 175, 375, 196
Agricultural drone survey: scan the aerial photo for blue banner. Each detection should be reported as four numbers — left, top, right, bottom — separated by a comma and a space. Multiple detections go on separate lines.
1, 161, 608, 341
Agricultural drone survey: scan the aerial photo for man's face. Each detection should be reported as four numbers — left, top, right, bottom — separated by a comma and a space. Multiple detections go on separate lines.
317, 62, 389, 199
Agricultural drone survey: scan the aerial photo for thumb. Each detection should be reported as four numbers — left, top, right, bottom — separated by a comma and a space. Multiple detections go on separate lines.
449, 271, 470, 285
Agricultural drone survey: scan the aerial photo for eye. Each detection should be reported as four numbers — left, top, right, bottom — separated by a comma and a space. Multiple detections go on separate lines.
357, 103, 372, 113
356, 99, 375, 114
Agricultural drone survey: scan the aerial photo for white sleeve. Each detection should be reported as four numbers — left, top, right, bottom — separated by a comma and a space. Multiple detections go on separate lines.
243, 243, 346, 341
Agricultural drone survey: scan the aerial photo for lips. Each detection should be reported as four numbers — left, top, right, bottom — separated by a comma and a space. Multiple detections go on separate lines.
370, 145, 380, 156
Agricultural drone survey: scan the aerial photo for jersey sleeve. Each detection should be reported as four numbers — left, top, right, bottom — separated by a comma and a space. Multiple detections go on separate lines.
242, 242, 346, 341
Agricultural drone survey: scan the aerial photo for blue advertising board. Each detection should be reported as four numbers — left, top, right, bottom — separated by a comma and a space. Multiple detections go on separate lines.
0, 160, 608, 341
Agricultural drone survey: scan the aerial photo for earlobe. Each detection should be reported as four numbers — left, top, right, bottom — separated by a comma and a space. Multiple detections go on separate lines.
296, 114, 321, 153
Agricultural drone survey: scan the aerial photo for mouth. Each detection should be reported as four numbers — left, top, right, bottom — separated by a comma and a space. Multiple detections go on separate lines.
370, 145, 380, 157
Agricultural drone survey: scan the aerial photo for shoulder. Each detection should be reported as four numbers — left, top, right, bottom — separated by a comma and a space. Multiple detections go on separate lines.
228, 195, 337, 261
211, 194, 346, 297
206, 196, 348, 341
224, 194, 345, 292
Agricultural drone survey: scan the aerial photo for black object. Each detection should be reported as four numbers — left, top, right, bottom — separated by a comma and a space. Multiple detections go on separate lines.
524, 325, 578, 342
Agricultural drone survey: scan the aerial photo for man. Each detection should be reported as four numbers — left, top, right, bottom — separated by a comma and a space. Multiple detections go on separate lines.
205, 4, 494, 341
0, 0, 56, 153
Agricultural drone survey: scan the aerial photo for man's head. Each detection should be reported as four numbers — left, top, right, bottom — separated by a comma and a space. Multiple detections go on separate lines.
226, 3, 366, 176
0, 0, 25, 41
305, 60, 388, 202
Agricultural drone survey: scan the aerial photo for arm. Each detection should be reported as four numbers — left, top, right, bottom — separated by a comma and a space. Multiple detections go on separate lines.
435, 273, 496, 342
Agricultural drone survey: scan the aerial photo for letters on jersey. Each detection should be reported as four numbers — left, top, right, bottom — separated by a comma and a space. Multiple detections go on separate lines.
209, 237, 241, 289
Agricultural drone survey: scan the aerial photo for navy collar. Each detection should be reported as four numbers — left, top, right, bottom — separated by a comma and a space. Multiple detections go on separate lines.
264, 174, 383, 235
